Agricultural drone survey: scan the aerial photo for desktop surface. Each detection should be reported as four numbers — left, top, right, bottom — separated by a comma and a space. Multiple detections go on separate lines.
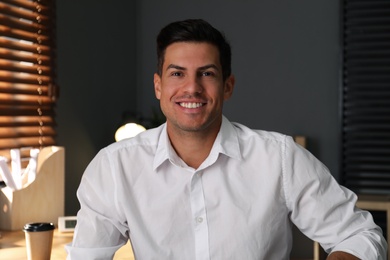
0, 229, 134, 259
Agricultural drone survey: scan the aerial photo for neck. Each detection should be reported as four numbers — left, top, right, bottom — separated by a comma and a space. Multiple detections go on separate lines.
167, 124, 220, 169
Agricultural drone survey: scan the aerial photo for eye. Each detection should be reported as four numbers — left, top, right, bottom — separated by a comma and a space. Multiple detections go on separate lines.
171, 71, 183, 77
201, 71, 215, 77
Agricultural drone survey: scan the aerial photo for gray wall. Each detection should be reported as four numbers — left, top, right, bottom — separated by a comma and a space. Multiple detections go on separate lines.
56, 0, 137, 215
56, 1, 340, 256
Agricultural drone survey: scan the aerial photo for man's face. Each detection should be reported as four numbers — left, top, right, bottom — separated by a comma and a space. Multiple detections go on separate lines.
154, 42, 234, 135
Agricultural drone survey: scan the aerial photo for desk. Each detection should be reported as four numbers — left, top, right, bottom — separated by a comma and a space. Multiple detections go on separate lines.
0, 229, 135, 259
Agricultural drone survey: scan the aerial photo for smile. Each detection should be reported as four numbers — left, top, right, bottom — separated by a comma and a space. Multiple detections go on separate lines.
179, 102, 204, 108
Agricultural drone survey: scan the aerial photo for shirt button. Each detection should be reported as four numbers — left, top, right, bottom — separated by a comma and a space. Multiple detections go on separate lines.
197, 217, 203, 223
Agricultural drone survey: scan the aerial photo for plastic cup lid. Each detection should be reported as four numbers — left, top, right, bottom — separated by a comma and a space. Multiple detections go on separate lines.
23, 222, 55, 232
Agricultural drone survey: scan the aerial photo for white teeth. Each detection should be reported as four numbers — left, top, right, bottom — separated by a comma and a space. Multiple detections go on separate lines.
179, 102, 203, 108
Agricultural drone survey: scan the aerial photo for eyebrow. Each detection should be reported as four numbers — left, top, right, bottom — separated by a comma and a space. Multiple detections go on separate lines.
199, 64, 219, 71
166, 64, 185, 71
166, 64, 219, 71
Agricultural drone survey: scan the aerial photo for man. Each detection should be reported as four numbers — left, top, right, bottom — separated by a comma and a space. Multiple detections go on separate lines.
66, 19, 387, 259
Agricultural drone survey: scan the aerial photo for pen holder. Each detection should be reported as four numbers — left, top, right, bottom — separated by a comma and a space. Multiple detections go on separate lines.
0, 146, 65, 231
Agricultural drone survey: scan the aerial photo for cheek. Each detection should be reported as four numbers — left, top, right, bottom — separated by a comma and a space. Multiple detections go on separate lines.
159, 83, 177, 99
158, 89, 173, 105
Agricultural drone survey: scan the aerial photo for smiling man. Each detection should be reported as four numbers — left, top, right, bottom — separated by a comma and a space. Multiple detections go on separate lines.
154, 41, 234, 169
66, 19, 387, 260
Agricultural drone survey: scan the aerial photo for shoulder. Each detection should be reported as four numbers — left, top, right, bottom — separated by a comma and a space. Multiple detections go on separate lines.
230, 121, 293, 147
99, 124, 164, 158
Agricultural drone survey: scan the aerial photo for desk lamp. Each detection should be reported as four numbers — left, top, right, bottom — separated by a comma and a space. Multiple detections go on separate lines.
114, 111, 146, 142
114, 109, 166, 142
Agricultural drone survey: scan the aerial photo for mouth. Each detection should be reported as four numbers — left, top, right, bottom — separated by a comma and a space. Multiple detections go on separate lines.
178, 102, 205, 108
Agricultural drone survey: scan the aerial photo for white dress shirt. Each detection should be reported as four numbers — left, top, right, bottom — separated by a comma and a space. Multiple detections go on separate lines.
66, 116, 387, 260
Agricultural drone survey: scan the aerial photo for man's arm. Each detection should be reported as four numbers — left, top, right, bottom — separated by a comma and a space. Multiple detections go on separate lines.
66, 149, 128, 259
327, 251, 360, 260
285, 137, 387, 259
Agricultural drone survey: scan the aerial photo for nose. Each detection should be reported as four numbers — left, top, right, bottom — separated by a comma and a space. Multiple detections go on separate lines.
184, 74, 203, 94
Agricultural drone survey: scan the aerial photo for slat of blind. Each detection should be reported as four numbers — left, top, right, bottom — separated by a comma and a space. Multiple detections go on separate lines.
0, 126, 56, 138
0, 136, 56, 150
0, 0, 52, 14
343, 83, 389, 89
0, 115, 54, 126
0, 14, 51, 34
0, 94, 53, 105
1, 0, 52, 9
0, 82, 51, 95
345, 1, 390, 9
0, 106, 55, 116
0, 38, 51, 55
0, 59, 51, 76
344, 90, 390, 97
0, 26, 51, 46
0, 73, 51, 85
0, 47, 51, 65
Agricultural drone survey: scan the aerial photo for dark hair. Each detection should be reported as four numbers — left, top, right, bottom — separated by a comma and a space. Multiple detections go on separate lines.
156, 19, 232, 81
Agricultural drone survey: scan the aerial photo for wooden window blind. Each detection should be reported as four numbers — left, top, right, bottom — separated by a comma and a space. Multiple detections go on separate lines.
0, 0, 58, 161
342, 0, 390, 194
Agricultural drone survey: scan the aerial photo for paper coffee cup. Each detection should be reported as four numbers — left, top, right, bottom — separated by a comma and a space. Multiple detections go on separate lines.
23, 222, 55, 260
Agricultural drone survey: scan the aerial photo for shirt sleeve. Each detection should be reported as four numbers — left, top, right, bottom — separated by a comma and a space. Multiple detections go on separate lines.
66, 149, 129, 259
282, 136, 387, 260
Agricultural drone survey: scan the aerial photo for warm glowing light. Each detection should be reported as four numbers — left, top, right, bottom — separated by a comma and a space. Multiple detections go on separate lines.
115, 123, 146, 141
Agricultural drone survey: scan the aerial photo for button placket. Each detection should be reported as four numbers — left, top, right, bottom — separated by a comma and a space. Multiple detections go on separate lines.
190, 171, 210, 260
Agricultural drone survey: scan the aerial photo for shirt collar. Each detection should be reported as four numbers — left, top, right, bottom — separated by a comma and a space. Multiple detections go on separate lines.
212, 116, 242, 160
153, 116, 242, 171
153, 123, 172, 170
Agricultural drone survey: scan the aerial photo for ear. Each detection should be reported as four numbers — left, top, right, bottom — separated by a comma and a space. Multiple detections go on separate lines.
223, 75, 235, 100
154, 73, 162, 100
